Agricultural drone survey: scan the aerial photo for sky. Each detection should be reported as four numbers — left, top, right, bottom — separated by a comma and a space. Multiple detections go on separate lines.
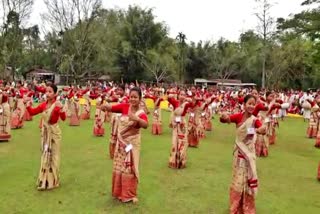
28, 0, 306, 42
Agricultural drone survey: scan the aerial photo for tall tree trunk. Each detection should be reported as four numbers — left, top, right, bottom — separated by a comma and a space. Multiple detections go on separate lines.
12, 66, 15, 80
67, 69, 69, 85
262, 54, 266, 88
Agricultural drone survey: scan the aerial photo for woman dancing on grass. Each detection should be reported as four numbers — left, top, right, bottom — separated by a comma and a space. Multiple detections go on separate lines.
100, 87, 148, 203
220, 94, 266, 214
167, 90, 192, 169
26, 83, 66, 191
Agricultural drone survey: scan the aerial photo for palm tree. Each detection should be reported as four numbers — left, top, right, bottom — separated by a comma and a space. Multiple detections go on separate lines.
176, 32, 187, 83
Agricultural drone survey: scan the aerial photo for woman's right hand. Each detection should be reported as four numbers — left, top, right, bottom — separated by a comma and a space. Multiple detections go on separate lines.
185, 98, 192, 103
100, 104, 111, 112
128, 112, 140, 122
24, 97, 32, 106
99, 104, 105, 111
256, 126, 266, 135
55, 101, 63, 108
23, 96, 30, 103
27, 100, 32, 107
220, 113, 229, 121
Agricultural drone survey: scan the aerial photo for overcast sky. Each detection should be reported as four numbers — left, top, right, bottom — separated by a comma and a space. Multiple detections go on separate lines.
29, 0, 306, 42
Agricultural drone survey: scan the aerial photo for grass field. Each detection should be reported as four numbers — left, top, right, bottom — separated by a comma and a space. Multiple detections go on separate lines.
1, 110, 320, 214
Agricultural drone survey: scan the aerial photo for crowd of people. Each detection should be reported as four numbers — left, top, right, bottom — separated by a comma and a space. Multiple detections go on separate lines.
0, 79, 319, 213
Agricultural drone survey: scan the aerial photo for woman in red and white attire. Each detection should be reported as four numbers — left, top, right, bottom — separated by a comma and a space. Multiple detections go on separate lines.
100, 87, 148, 203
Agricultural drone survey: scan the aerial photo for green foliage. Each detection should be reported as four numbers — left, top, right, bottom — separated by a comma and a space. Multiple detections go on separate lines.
209, 39, 244, 80
0, 3, 319, 88
89, 9, 124, 78
277, 0, 320, 40
276, 0, 320, 89
0, 0, 34, 79
266, 36, 310, 89
141, 40, 178, 83
238, 31, 263, 85
2, 11, 24, 79
115, 6, 169, 82
185, 41, 211, 82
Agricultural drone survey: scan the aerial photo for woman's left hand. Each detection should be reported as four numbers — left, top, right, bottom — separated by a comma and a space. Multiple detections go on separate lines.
55, 101, 63, 108
23, 96, 30, 103
26, 99, 32, 107
256, 126, 266, 135
100, 105, 108, 112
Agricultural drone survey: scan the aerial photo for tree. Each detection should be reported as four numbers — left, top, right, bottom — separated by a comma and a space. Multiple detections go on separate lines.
264, 33, 313, 89
116, 6, 168, 82
255, 0, 275, 88
277, 0, 320, 40
176, 32, 187, 83
0, 0, 34, 79
2, 11, 24, 79
23, 25, 41, 65
238, 30, 263, 85
0, 0, 33, 25
185, 41, 212, 82
42, 0, 102, 83
277, 0, 320, 88
141, 39, 178, 83
19, 24, 53, 79
89, 9, 124, 80
141, 50, 170, 83
42, 32, 64, 72
208, 38, 243, 82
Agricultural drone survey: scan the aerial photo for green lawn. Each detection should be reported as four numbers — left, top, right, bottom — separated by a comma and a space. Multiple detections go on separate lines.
1, 110, 320, 214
